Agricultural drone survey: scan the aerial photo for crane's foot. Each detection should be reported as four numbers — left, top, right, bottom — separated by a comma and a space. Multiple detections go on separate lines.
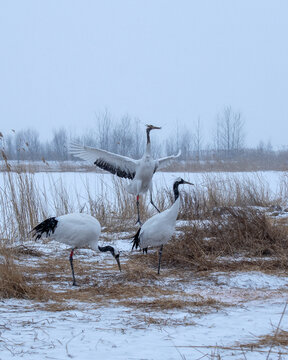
135, 218, 142, 226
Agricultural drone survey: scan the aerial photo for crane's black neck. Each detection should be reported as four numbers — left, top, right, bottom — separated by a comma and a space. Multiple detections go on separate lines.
98, 245, 116, 256
146, 128, 152, 144
173, 180, 183, 201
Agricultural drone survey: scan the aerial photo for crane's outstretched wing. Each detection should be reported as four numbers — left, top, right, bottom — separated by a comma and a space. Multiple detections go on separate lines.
156, 150, 181, 171
69, 142, 137, 179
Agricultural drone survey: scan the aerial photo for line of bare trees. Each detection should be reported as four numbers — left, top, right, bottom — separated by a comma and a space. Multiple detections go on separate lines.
0, 107, 287, 167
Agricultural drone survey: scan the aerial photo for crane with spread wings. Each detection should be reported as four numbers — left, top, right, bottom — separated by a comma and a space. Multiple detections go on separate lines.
69, 124, 181, 224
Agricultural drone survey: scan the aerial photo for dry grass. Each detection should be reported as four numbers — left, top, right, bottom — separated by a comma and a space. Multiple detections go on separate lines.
135, 207, 288, 273
1, 155, 288, 324
0, 247, 50, 300
0, 168, 155, 241
63, 282, 171, 302
0, 245, 230, 314
119, 296, 224, 312
1, 157, 288, 243
41, 302, 78, 312
12, 244, 43, 257
239, 301, 288, 356
138, 315, 196, 327
117, 258, 160, 282
241, 330, 288, 349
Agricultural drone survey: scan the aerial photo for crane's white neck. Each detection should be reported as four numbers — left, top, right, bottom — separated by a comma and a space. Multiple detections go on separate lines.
145, 142, 151, 156
167, 180, 182, 221
173, 196, 180, 211
166, 196, 180, 223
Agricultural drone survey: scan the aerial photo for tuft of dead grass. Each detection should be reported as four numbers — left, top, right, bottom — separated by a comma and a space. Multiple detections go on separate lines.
41, 302, 78, 312
0, 248, 50, 300
205, 207, 288, 258
240, 330, 288, 350
119, 295, 225, 312
140, 315, 197, 327
12, 244, 43, 257
117, 258, 160, 282
65, 279, 172, 301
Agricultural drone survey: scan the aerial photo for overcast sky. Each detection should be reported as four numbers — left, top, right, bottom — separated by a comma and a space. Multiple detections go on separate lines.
0, 1, 287, 148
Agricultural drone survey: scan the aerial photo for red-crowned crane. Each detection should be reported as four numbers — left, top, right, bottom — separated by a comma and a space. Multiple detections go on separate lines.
69, 124, 181, 224
30, 213, 121, 286
132, 178, 193, 274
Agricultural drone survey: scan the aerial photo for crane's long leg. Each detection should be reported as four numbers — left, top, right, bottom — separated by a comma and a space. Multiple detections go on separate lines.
136, 195, 142, 225
157, 245, 163, 275
69, 248, 77, 286
150, 191, 160, 213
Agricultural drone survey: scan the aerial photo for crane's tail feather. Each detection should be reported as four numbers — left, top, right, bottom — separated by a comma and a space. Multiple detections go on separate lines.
30, 217, 58, 240
131, 228, 141, 250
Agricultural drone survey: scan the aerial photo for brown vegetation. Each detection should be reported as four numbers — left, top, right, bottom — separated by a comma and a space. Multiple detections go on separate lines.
138, 207, 288, 273
0, 247, 50, 300
0, 159, 288, 349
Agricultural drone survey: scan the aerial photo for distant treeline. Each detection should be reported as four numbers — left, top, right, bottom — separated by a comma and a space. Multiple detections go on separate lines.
0, 108, 288, 170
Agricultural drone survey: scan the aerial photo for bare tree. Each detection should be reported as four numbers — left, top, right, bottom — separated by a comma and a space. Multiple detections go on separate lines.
14, 129, 41, 161
214, 106, 245, 158
0, 133, 15, 159
179, 127, 193, 160
25, 129, 41, 160
51, 128, 68, 160
165, 135, 176, 158
132, 118, 145, 159
193, 117, 203, 161
111, 115, 134, 156
96, 109, 112, 151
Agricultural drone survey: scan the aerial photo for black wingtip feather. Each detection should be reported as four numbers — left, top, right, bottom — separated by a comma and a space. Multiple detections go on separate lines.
94, 159, 135, 179
31, 217, 58, 240
131, 228, 141, 250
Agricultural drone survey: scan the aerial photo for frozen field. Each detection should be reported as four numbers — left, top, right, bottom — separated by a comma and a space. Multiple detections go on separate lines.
0, 169, 286, 211
1, 170, 288, 359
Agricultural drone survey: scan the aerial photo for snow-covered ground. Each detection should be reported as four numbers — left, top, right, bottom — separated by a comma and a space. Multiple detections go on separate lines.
1, 239, 288, 360
1, 296, 287, 359
1, 237, 288, 360
1, 170, 288, 359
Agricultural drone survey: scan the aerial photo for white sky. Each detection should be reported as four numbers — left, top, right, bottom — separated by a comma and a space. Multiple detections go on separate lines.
0, 1, 288, 148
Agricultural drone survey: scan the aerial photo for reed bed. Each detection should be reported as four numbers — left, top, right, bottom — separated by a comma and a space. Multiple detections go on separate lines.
0, 162, 288, 360
139, 207, 288, 273
0, 161, 287, 244
0, 161, 288, 300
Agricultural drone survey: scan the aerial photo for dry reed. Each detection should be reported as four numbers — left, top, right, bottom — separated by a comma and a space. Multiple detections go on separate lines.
136, 206, 288, 272
0, 247, 50, 300
1, 149, 288, 306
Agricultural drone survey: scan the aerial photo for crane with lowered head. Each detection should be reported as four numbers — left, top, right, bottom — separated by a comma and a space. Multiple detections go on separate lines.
30, 213, 121, 286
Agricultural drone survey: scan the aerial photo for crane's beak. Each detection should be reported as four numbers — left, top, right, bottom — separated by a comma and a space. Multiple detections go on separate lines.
183, 180, 194, 186
115, 254, 121, 272
146, 124, 161, 130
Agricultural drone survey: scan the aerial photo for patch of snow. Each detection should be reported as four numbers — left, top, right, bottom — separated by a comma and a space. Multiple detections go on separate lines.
0, 299, 287, 359
214, 271, 288, 290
